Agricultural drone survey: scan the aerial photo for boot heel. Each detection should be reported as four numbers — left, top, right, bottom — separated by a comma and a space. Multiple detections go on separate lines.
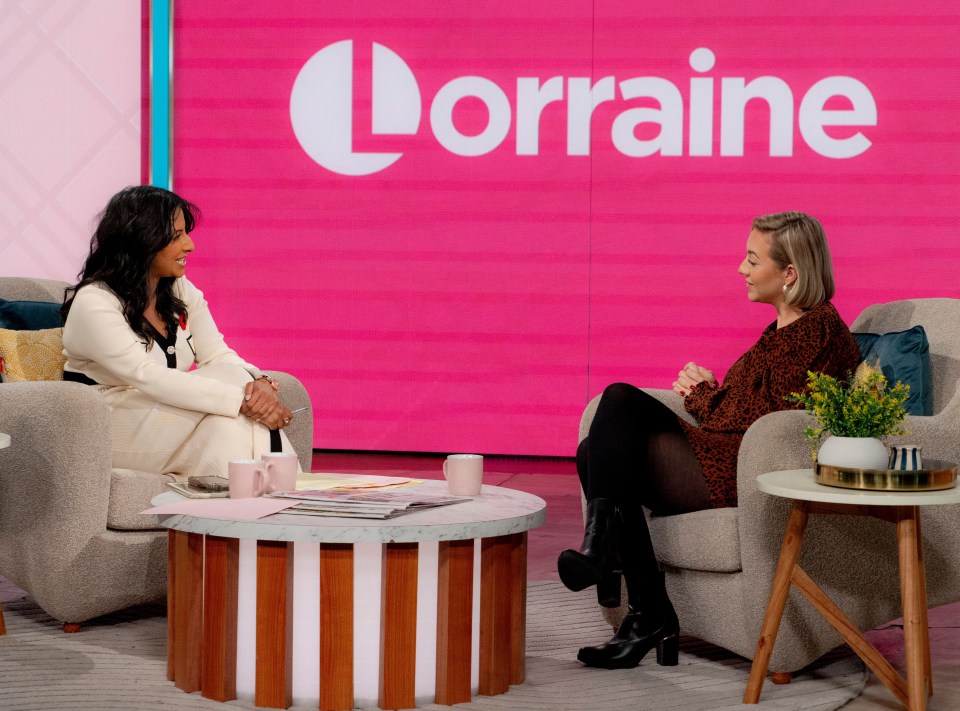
655, 632, 679, 666
596, 571, 622, 608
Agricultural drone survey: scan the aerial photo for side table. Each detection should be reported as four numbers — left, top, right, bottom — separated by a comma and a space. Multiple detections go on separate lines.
744, 468, 960, 711
0, 432, 9, 635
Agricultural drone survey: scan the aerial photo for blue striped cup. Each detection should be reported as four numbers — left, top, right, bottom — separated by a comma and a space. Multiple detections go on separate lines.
888, 445, 923, 471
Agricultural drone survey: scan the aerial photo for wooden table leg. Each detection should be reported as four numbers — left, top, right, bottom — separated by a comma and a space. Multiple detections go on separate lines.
436, 539, 475, 706
898, 506, 928, 711
320, 543, 354, 711
743, 501, 810, 704
255, 540, 293, 709
202, 535, 239, 702
915, 512, 933, 698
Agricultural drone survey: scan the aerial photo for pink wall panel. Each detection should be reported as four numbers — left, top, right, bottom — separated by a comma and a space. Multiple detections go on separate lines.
173, 1, 960, 456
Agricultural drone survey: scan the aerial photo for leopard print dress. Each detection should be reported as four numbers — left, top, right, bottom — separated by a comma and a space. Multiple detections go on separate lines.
678, 301, 860, 508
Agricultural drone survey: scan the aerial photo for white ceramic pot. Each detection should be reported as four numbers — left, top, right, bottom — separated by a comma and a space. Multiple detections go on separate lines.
817, 436, 890, 469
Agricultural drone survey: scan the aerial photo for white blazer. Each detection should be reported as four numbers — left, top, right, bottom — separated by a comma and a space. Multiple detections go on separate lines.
62, 277, 262, 417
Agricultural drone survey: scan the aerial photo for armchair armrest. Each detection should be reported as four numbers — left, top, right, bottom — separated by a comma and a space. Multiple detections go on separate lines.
265, 370, 314, 472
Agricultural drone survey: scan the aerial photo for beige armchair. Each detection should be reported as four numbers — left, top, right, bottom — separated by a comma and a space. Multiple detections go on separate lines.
0, 277, 313, 630
580, 298, 960, 675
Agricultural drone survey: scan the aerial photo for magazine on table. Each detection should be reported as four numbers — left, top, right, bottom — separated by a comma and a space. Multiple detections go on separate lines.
166, 481, 229, 499
267, 488, 471, 519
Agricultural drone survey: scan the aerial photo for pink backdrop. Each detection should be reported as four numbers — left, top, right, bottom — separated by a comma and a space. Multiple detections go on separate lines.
173, 1, 960, 456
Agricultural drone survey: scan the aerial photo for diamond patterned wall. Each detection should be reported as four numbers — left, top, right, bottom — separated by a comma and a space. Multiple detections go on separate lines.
0, 0, 142, 281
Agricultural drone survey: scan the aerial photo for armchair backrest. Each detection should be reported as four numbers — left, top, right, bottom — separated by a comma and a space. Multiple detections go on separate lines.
851, 298, 960, 416
0, 276, 68, 304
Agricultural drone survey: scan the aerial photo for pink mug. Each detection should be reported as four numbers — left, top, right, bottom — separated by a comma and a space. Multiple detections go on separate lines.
228, 459, 268, 498
443, 454, 483, 496
262, 452, 299, 493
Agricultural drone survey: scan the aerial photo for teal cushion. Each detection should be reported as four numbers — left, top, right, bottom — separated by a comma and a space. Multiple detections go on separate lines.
854, 326, 932, 416
0, 298, 61, 330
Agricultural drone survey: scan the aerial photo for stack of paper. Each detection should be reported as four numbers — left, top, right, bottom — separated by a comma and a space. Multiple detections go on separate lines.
268, 488, 469, 519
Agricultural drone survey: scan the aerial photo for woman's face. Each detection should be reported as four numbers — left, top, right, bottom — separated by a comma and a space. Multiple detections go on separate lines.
148, 209, 194, 284
738, 228, 791, 306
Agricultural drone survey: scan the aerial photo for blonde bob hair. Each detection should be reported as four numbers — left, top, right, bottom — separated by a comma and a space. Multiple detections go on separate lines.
751, 211, 835, 309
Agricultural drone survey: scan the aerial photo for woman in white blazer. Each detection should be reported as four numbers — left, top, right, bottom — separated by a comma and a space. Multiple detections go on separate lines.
62, 185, 298, 480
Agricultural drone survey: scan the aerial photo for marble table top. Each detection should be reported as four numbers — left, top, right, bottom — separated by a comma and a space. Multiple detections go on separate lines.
151, 479, 546, 543
759, 469, 960, 507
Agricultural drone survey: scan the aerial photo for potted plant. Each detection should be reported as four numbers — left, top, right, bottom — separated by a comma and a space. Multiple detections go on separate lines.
787, 362, 910, 468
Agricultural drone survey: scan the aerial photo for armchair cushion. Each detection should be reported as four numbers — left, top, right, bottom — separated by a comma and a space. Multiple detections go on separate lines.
648, 507, 741, 573
0, 327, 66, 382
107, 468, 173, 531
0, 297, 62, 330
854, 325, 932, 415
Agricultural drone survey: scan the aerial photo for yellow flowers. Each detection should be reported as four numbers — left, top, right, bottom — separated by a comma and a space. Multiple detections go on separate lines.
787, 361, 910, 442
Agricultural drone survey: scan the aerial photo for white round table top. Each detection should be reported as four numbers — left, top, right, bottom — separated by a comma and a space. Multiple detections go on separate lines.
758, 469, 960, 507
151, 479, 547, 544
0, 433, 10, 449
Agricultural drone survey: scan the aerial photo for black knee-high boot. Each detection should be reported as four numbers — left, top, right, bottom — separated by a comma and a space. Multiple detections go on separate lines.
557, 498, 624, 607
576, 509, 680, 669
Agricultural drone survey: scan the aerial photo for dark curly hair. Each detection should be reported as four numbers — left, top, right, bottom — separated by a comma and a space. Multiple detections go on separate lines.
62, 185, 201, 346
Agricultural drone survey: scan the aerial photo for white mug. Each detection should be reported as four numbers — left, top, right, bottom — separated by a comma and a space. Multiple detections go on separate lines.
443, 454, 483, 496
228, 459, 268, 498
262, 451, 299, 493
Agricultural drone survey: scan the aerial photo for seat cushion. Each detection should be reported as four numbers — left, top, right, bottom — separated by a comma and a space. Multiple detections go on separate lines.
854, 325, 932, 416
108, 468, 174, 530
648, 507, 742, 573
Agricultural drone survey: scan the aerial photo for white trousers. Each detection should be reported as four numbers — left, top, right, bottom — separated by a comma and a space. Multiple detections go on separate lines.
100, 363, 297, 479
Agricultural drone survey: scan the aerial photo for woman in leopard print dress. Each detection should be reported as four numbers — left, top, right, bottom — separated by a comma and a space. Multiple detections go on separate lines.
558, 212, 860, 670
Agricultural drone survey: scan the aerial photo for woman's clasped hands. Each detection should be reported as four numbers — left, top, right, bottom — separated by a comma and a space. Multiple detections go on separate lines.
672, 361, 717, 397
241, 378, 294, 429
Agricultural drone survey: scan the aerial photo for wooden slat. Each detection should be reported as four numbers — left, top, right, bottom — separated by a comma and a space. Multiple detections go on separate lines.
255, 540, 293, 709
508, 532, 528, 685
173, 531, 204, 693
320, 543, 354, 711
166, 529, 176, 680
201, 536, 239, 702
380, 542, 419, 711
435, 539, 474, 705
479, 536, 511, 696
743, 501, 809, 704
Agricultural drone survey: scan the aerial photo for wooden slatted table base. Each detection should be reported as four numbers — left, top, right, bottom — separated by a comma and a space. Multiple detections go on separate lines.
166, 531, 529, 709
744, 501, 932, 711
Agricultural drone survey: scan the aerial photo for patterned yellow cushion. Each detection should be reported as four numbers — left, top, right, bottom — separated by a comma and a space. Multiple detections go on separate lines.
0, 328, 66, 382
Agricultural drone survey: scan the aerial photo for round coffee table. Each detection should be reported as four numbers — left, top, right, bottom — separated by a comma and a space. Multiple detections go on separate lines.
151, 480, 546, 710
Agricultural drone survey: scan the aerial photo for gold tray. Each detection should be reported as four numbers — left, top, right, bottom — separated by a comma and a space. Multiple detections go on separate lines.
815, 459, 957, 491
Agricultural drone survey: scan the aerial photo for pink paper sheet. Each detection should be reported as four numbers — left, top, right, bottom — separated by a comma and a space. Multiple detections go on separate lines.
141, 497, 297, 520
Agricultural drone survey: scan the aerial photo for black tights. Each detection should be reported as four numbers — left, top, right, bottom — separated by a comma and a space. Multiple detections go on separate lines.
577, 383, 712, 605
578, 382, 711, 516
